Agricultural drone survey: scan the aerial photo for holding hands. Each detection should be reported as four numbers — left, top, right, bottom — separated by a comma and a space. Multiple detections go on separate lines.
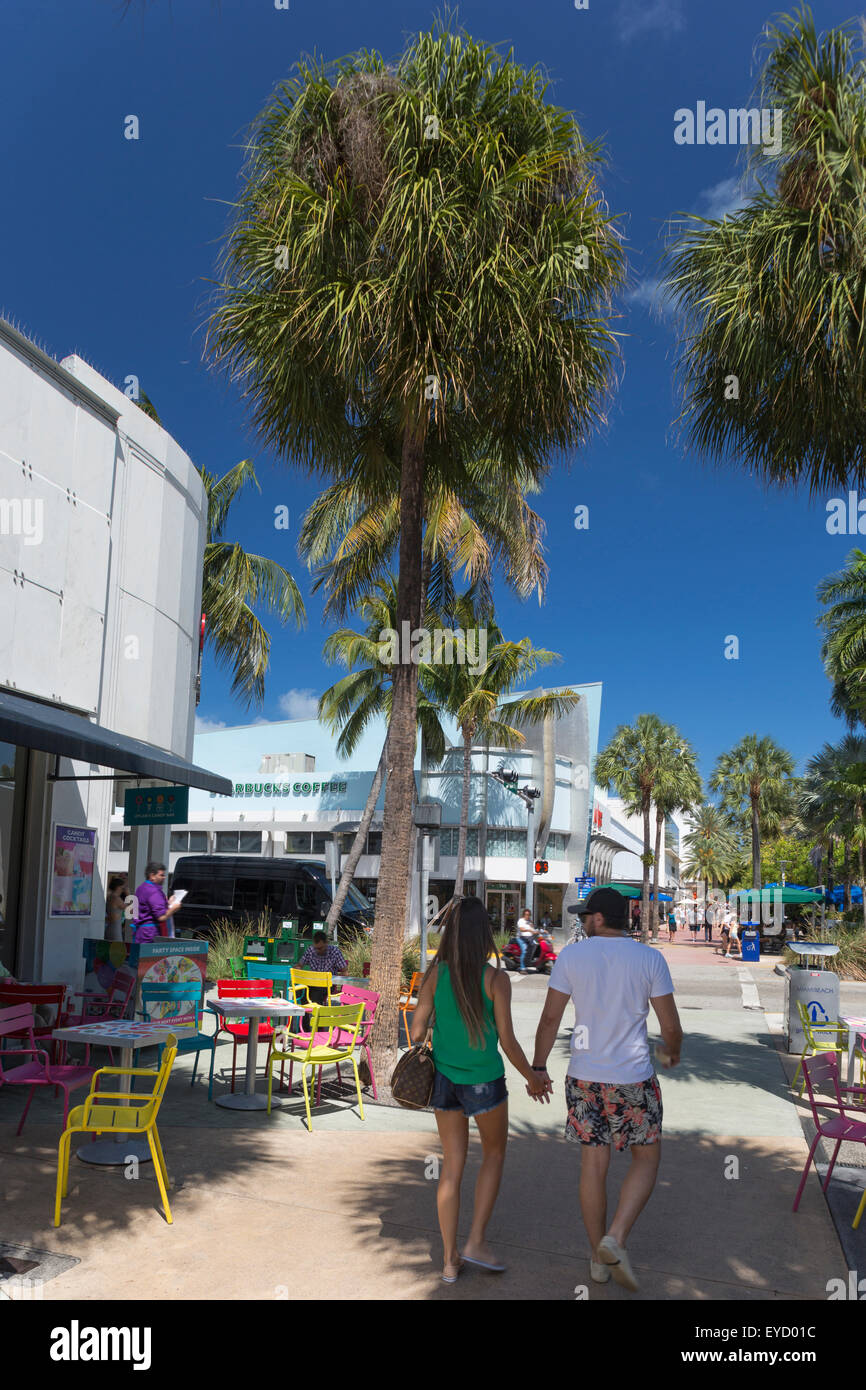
526, 1067, 553, 1102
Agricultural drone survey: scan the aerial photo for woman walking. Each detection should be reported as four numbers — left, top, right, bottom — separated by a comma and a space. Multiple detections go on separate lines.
410, 896, 549, 1284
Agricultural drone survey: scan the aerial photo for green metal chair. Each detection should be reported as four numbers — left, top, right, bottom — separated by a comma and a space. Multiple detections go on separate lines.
228, 957, 245, 981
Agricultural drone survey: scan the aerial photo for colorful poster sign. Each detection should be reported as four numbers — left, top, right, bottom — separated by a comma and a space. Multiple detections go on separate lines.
50, 825, 96, 917
135, 939, 208, 1023
124, 785, 189, 826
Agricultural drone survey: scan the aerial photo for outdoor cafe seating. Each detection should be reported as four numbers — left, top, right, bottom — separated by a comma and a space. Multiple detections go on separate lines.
792, 1051, 866, 1230
267, 1002, 366, 1131
0, 1002, 94, 1135
140, 982, 217, 1101
54, 1035, 179, 1227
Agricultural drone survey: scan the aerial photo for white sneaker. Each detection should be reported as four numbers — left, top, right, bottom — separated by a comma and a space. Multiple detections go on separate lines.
590, 1259, 611, 1283
596, 1235, 639, 1291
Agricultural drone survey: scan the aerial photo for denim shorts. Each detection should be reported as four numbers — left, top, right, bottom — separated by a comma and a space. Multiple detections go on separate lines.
430, 1070, 508, 1117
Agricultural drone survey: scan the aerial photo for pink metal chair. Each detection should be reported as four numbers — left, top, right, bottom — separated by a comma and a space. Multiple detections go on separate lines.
271, 983, 381, 1103
0, 1003, 94, 1136
64, 966, 137, 1065
792, 1051, 866, 1229
0, 983, 69, 1063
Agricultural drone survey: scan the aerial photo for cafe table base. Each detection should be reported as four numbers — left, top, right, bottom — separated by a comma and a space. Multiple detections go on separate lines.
214, 1092, 271, 1111
75, 1044, 152, 1165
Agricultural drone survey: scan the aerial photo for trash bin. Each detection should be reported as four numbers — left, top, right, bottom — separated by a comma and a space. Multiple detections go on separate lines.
785, 965, 840, 1052
740, 925, 760, 963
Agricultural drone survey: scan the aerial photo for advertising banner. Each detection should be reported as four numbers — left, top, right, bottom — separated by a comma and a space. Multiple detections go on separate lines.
50, 825, 96, 917
135, 939, 209, 1023
124, 785, 189, 826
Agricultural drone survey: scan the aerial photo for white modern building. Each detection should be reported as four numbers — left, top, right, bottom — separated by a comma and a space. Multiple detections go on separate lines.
106, 684, 687, 933
0, 319, 230, 986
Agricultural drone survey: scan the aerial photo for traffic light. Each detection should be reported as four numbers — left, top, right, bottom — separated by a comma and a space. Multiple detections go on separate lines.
534, 860, 549, 874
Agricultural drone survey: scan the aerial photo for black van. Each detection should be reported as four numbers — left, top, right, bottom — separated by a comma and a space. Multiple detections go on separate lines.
169, 855, 374, 942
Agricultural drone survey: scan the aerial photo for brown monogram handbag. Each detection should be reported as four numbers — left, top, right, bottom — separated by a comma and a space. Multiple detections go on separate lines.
390, 1027, 435, 1109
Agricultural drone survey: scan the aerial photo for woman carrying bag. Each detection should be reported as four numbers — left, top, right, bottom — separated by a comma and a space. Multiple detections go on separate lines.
409, 896, 549, 1285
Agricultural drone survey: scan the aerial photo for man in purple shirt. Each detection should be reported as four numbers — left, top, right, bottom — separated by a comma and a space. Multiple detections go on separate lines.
132, 862, 181, 943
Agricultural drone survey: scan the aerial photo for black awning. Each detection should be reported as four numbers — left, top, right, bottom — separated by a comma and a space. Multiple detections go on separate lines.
0, 689, 232, 796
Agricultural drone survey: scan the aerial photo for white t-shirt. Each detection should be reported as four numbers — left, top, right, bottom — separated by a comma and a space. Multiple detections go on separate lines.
548, 937, 675, 1083
518, 918, 535, 937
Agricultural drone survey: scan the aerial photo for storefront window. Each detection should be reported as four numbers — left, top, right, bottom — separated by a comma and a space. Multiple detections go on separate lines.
440, 827, 480, 856
487, 828, 526, 858
109, 831, 131, 852
215, 831, 263, 854
285, 833, 312, 854
0, 742, 25, 972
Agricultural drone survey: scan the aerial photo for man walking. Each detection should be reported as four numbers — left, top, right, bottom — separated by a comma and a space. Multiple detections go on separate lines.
531, 887, 682, 1292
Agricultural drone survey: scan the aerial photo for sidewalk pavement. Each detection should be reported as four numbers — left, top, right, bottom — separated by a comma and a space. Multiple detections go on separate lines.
0, 959, 859, 1301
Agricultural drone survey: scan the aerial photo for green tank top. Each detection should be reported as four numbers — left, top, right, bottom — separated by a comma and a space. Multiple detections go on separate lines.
432, 962, 504, 1085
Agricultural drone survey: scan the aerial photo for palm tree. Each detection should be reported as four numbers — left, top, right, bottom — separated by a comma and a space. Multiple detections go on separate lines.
710, 736, 795, 892
199, 460, 305, 707
595, 715, 680, 942
665, 8, 866, 492
800, 742, 847, 899
208, 23, 624, 1087
318, 576, 446, 931
818, 550, 866, 726
681, 804, 740, 927
649, 745, 702, 937
426, 597, 581, 894
132, 399, 304, 708
816, 733, 866, 928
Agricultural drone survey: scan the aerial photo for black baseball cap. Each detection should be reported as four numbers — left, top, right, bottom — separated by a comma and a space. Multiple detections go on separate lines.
575, 887, 629, 926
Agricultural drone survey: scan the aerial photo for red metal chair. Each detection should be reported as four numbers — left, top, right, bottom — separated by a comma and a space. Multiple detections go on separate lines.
0, 983, 69, 1063
213, 979, 275, 1093
793, 1051, 866, 1229
0, 1003, 94, 1135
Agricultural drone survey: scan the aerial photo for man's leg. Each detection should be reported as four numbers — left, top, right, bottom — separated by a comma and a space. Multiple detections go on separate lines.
607, 1143, 662, 1247
579, 1144, 611, 1254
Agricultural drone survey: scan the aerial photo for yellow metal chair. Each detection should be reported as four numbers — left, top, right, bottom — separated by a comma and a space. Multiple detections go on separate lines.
267, 1004, 365, 1131
792, 1001, 850, 1098
289, 967, 334, 1008
54, 1034, 178, 1227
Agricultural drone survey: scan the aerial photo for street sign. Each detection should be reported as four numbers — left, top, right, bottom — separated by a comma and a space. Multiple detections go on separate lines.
123, 785, 189, 826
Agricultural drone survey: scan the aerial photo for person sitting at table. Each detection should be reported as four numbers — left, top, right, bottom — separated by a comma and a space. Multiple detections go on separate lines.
298, 932, 348, 1004
132, 862, 181, 944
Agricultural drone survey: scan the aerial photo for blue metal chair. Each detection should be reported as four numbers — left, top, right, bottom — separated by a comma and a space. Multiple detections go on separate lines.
140, 983, 216, 1101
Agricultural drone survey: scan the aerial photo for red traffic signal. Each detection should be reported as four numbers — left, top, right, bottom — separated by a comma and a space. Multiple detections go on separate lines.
534, 860, 549, 874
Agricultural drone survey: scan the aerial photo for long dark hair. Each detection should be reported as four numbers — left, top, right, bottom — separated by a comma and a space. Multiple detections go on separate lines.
427, 896, 499, 1048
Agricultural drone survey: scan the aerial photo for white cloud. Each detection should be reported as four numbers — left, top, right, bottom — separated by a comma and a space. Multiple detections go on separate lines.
696, 176, 752, 222
278, 688, 320, 719
625, 276, 672, 318
617, 0, 684, 43
194, 715, 227, 733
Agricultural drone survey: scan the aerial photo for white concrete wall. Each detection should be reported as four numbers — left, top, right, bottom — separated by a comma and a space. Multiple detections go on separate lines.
0, 325, 207, 984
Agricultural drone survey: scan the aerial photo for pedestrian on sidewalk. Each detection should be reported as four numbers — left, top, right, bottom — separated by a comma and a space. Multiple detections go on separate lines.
689, 904, 701, 945
723, 911, 740, 959
531, 886, 683, 1293
667, 907, 677, 943
409, 896, 549, 1285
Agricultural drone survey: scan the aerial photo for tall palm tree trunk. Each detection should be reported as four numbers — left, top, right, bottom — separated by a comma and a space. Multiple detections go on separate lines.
751, 792, 761, 892
325, 737, 388, 932
369, 422, 426, 1100
858, 803, 866, 930
844, 840, 852, 910
454, 728, 472, 896
641, 798, 652, 944
651, 807, 663, 939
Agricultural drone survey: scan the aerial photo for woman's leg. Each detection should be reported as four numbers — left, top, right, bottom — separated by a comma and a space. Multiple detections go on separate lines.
435, 1108, 469, 1277
463, 1099, 509, 1264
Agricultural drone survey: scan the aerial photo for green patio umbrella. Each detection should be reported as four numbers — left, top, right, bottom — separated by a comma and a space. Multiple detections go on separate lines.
730, 886, 823, 904
595, 883, 673, 901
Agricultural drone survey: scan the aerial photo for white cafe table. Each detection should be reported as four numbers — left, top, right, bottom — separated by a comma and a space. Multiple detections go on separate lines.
51, 1019, 197, 1166
208, 998, 306, 1111
840, 1015, 866, 1088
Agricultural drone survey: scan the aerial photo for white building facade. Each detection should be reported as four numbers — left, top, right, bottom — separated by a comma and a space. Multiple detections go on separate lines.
0, 320, 228, 986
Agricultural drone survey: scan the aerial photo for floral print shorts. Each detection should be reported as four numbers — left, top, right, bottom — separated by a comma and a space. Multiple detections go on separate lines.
564, 1074, 663, 1149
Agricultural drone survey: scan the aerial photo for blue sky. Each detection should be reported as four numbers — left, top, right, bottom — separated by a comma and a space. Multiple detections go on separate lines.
2, 0, 859, 783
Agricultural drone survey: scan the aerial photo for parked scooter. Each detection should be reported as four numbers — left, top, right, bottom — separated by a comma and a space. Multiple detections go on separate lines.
501, 930, 558, 974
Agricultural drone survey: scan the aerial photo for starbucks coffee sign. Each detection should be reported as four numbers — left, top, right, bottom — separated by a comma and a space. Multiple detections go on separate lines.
231, 780, 348, 797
